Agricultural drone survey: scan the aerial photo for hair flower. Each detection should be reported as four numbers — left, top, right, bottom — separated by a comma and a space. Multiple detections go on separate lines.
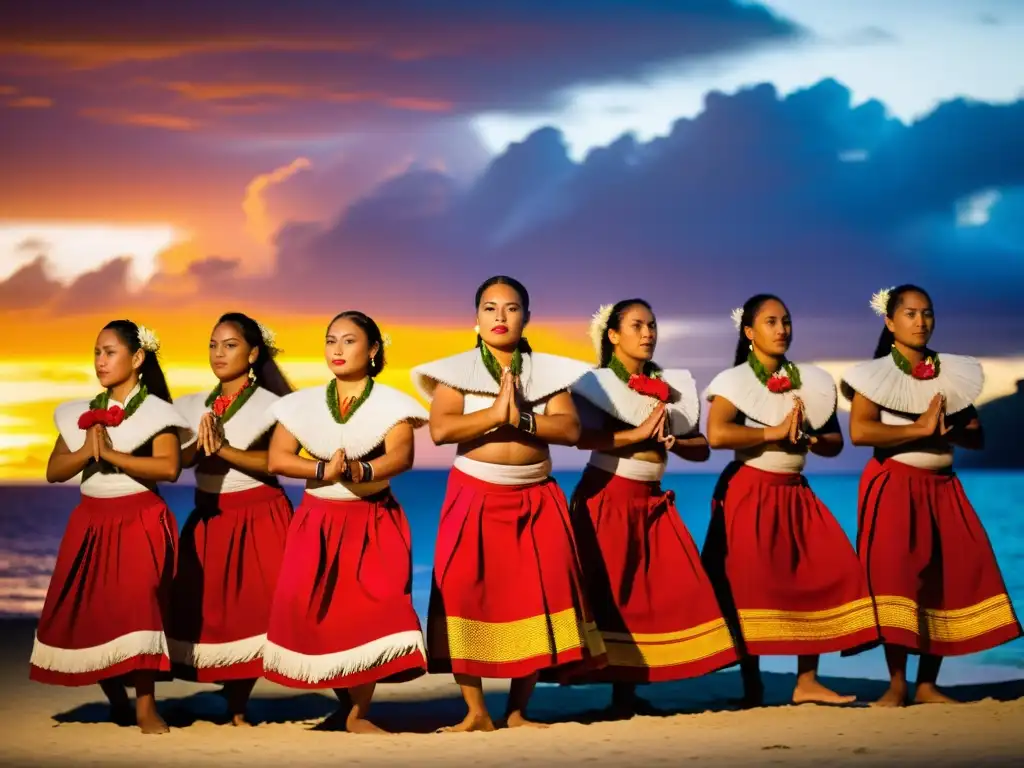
588, 304, 615, 363
136, 324, 160, 353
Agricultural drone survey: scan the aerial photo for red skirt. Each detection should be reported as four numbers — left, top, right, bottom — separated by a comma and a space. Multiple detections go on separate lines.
856, 458, 1021, 656
701, 463, 879, 656
565, 467, 737, 682
29, 491, 177, 687
427, 468, 606, 679
169, 484, 292, 682
263, 491, 426, 689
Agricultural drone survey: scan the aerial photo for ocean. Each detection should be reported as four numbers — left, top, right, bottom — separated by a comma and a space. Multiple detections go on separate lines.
2, 470, 1022, 681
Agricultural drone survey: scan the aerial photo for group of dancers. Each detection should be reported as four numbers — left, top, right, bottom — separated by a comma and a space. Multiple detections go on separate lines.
28, 276, 1022, 735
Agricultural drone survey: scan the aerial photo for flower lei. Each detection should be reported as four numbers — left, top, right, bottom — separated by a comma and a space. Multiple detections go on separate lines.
891, 346, 940, 380
78, 384, 148, 429
326, 378, 374, 424
608, 355, 671, 402
747, 351, 802, 393
479, 342, 523, 384
205, 378, 256, 423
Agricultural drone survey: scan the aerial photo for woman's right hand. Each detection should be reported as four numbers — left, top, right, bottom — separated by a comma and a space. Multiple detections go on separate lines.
322, 449, 347, 483
764, 407, 798, 443
630, 404, 667, 443
914, 393, 944, 436
85, 424, 104, 462
491, 368, 514, 426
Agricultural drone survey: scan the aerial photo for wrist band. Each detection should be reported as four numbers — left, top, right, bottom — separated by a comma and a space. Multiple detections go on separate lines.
315, 460, 325, 481
518, 412, 536, 435
341, 462, 353, 482
360, 461, 374, 483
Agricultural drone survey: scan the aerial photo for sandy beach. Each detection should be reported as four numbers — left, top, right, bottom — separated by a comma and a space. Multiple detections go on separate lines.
1, 620, 1021, 766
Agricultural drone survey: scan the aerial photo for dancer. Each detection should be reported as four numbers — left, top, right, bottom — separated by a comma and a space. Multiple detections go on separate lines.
702, 295, 879, 707
411, 275, 605, 733
564, 299, 737, 715
262, 311, 428, 734
169, 313, 294, 725
30, 320, 191, 734
844, 284, 1021, 706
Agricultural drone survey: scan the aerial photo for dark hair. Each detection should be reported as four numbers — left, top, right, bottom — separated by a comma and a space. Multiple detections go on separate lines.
326, 311, 386, 377
600, 298, 654, 367
216, 312, 293, 397
473, 275, 532, 352
872, 284, 933, 358
733, 294, 789, 366
102, 319, 173, 402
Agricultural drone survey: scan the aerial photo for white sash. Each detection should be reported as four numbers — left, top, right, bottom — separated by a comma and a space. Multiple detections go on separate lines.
175, 387, 280, 451
571, 367, 700, 436
587, 452, 665, 482
840, 353, 982, 416
54, 393, 193, 455
453, 455, 552, 485
703, 362, 837, 430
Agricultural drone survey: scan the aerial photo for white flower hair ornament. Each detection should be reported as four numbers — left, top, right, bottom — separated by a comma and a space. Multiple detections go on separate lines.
136, 324, 161, 353
870, 287, 894, 317
588, 303, 615, 363
730, 307, 745, 331
257, 322, 280, 356
381, 332, 393, 349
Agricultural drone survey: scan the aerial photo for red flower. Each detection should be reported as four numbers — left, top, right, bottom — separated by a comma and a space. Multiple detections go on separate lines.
78, 406, 124, 429
912, 359, 936, 380
628, 374, 671, 402
211, 396, 231, 417
104, 406, 125, 427
766, 374, 792, 394
77, 410, 98, 429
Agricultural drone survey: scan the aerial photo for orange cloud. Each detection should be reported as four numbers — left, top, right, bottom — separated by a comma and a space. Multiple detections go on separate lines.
384, 96, 453, 113
7, 96, 53, 108
162, 80, 454, 113
243, 157, 313, 244
80, 108, 200, 131
0, 85, 17, 95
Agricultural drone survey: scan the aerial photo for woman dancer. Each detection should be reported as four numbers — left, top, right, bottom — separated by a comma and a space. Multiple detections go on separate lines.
262, 311, 428, 734
30, 320, 191, 734
844, 284, 1021, 706
169, 313, 294, 725
564, 299, 737, 715
411, 275, 605, 733
702, 295, 878, 707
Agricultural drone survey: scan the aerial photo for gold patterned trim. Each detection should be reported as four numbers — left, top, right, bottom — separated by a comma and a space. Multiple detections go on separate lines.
874, 594, 1018, 642
738, 597, 877, 641
601, 619, 735, 668
445, 607, 596, 663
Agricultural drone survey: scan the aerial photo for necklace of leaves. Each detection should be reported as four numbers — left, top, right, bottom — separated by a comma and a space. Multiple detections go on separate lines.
326, 378, 374, 423
747, 350, 802, 390
607, 355, 663, 384
89, 383, 149, 419
205, 378, 257, 423
479, 342, 523, 384
890, 345, 941, 378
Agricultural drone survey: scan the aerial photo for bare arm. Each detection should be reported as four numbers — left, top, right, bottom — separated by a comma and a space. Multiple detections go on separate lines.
575, 397, 664, 451
529, 390, 581, 446
428, 383, 505, 445
266, 423, 319, 479
349, 421, 415, 482
848, 393, 930, 448
100, 430, 182, 482
808, 412, 844, 458
45, 435, 92, 484
670, 431, 711, 462
706, 396, 790, 450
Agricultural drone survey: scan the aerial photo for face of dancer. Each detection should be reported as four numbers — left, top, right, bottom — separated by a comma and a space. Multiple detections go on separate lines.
745, 299, 792, 358
93, 328, 142, 389
325, 316, 377, 379
477, 282, 527, 350
209, 321, 257, 383
885, 290, 934, 350
609, 304, 657, 362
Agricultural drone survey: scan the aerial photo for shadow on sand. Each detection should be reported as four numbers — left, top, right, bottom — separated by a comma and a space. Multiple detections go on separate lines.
50, 671, 1024, 733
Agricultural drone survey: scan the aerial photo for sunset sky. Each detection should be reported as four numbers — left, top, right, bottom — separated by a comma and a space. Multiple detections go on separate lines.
2, 0, 1023, 480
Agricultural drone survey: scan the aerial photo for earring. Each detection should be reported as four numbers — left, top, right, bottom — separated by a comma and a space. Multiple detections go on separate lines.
371, 358, 376, 369
473, 324, 480, 334
748, 343, 753, 351
248, 368, 256, 382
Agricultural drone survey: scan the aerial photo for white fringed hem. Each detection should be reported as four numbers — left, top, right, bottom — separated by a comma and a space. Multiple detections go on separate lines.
262, 630, 426, 684
167, 633, 266, 669
30, 630, 168, 674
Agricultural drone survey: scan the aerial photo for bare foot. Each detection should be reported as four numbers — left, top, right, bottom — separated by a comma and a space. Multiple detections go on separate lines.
345, 711, 388, 734
502, 711, 549, 729
136, 709, 170, 735
437, 712, 497, 733
914, 683, 958, 705
872, 682, 909, 708
230, 713, 252, 727
792, 679, 857, 705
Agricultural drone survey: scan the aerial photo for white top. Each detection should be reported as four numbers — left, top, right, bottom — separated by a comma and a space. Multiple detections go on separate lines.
411, 348, 590, 408
879, 410, 954, 470
270, 381, 428, 500
54, 386, 194, 499
704, 362, 838, 474
176, 387, 281, 494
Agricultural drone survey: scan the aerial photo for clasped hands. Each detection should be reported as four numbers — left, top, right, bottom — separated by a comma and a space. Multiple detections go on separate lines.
765, 396, 817, 446
319, 449, 367, 484
632, 403, 677, 450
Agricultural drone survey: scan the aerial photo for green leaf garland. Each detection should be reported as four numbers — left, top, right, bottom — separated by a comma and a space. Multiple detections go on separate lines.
326, 378, 373, 424
204, 379, 257, 423
479, 342, 523, 384
88, 383, 149, 419
607, 355, 663, 384
747, 351, 802, 390
890, 346, 941, 378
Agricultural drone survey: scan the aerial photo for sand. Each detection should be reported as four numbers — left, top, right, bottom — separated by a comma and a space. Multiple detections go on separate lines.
2, 619, 1022, 767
